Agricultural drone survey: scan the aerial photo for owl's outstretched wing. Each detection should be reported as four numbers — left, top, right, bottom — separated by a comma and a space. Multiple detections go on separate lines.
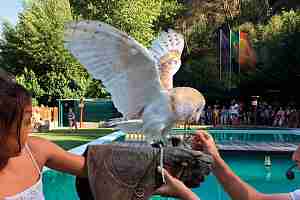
64, 20, 164, 119
149, 29, 184, 90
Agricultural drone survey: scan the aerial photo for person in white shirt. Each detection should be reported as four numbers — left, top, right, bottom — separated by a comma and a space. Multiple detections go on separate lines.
229, 102, 239, 125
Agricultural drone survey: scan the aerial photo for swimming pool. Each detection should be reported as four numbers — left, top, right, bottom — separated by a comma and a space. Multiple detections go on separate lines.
43, 128, 300, 200
192, 152, 300, 200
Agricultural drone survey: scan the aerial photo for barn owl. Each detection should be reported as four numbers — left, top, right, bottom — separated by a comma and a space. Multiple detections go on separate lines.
64, 20, 205, 145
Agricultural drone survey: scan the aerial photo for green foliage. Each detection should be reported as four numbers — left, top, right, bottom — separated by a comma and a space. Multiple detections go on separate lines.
240, 0, 271, 24
16, 0, 73, 74
0, 21, 23, 74
183, 18, 215, 53
260, 10, 300, 79
16, 68, 44, 104
69, 0, 183, 46
0, 0, 107, 105
153, 0, 185, 31
85, 80, 109, 98
239, 10, 300, 95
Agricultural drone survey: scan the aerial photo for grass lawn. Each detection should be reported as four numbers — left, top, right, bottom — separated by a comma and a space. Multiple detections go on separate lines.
31, 128, 115, 150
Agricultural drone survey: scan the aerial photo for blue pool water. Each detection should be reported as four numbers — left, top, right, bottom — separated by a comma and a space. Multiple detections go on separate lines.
43, 129, 300, 200
192, 152, 300, 200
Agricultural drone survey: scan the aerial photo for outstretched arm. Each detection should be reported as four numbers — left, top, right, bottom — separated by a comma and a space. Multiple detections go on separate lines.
192, 130, 291, 200
30, 136, 87, 177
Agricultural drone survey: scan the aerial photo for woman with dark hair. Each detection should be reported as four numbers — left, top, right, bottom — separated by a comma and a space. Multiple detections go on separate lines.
0, 76, 199, 200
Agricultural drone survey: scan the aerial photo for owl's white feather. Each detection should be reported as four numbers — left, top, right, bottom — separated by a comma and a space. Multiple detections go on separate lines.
148, 29, 184, 90
150, 29, 184, 64
64, 21, 165, 119
149, 29, 184, 75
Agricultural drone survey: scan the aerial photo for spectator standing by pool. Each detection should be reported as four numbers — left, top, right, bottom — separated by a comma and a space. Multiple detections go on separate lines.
68, 108, 77, 131
212, 105, 219, 126
270, 107, 277, 126
220, 106, 229, 125
205, 106, 213, 125
274, 107, 285, 127
285, 106, 291, 127
229, 102, 239, 125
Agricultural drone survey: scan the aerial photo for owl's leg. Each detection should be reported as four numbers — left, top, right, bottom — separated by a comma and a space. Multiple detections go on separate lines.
180, 121, 192, 149
142, 123, 166, 146
188, 121, 192, 130
158, 143, 166, 184
184, 122, 188, 140
143, 124, 167, 184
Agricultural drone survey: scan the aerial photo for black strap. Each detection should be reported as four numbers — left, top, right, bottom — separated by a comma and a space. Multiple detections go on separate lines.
75, 147, 94, 200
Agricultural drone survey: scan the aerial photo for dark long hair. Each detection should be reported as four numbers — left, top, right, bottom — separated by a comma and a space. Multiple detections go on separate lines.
0, 70, 32, 153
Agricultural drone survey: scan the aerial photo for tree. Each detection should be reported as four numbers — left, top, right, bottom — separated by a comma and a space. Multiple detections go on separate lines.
16, 68, 44, 105
239, 10, 300, 101
69, 0, 184, 46
0, 0, 100, 105
240, 0, 271, 24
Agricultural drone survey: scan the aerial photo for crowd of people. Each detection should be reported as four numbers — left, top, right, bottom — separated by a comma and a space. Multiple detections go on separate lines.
199, 99, 299, 128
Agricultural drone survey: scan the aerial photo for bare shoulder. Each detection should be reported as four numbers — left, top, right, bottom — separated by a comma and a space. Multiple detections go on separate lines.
28, 136, 54, 149
27, 137, 87, 176
27, 136, 57, 161
26, 136, 55, 167
27, 136, 63, 153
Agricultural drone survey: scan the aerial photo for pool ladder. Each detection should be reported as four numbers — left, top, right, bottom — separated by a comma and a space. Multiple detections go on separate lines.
264, 156, 272, 167
264, 155, 272, 181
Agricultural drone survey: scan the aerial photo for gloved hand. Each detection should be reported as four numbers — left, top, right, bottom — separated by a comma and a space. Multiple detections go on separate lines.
76, 143, 212, 200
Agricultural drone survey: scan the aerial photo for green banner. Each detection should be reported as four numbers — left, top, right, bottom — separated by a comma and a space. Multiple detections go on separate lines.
230, 31, 239, 62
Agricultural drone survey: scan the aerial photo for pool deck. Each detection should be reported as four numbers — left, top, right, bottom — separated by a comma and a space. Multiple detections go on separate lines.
43, 131, 126, 172
217, 141, 298, 152
172, 127, 300, 152
126, 127, 300, 152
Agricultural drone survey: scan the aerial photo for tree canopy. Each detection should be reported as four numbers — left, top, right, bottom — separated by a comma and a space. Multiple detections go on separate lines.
69, 0, 184, 46
0, 0, 105, 105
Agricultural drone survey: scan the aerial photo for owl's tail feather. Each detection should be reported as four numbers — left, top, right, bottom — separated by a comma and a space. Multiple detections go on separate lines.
106, 119, 143, 133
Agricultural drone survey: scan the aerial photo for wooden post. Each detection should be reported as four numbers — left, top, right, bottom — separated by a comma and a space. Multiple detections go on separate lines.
79, 97, 84, 128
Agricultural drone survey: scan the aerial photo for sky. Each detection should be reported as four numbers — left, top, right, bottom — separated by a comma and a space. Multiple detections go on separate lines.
0, 0, 23, 33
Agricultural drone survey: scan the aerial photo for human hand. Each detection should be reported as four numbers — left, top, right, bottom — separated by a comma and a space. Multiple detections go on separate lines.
154, 167, 199, 200
192, 130, 220, 160
162, 144, 212, 188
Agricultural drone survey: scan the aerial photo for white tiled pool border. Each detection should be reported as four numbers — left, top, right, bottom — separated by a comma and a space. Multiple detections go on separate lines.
43, 131, 125, 172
